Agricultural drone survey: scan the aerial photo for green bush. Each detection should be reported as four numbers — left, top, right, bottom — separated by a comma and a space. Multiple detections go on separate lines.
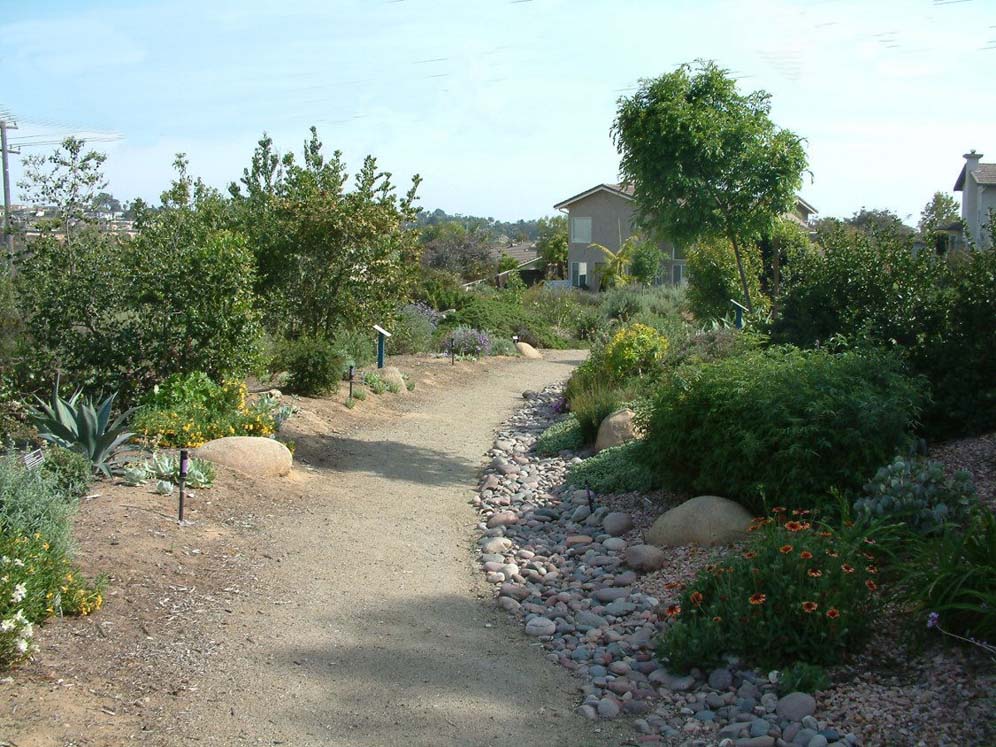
601, 323, 669, 380
661, 326, 765, 375
414, 267, 471, 311
566, 374, 630, 444
896, 507, 996, 644
535, 415, 585, 456
0, 454, 77, 557
363, 372, 388, 395
134, 373, 276, 447
331, 328, 377, 369
641, 346, 927, 513
853, 455, 977, 535
686, 238, 766, 321
659, 512, 884, 671
489, 337, 517, 356
39, 446, 92, 501
566, 441, 655, 494
445, 295, 569, 350
389, 304, 437, 355
274, 336, 345, 396
773, 232, 996, 438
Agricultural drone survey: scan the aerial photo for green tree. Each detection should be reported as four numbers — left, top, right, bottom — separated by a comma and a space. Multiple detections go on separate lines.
230, 128, 422, 336
685, 238, 765, 320
612, 60, 808, 312
536, 215, 568, 279
17, 137, 108, 239
421, 220, 496, 279
628, 237, 664, 285
917, 192, 960, 249
848, 207, 914, 237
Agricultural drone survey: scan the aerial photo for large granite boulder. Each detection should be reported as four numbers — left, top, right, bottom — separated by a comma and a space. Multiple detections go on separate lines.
193, 436, 293, 477
594, 408, 638, 452
515, 342, 542, 359
645, 495, 753, 547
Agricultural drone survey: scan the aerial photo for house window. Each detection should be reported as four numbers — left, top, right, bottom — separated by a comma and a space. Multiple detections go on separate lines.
570, 216, 592, 244
571, 261, 588, 288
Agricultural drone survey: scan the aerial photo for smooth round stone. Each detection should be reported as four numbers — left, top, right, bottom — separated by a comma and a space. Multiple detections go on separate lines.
608, 661, 631, 675
486, 572, 505, 583
589, 665, 608, 677
602, 537, 626, 552
597, 698, 620, 719
524, 616, 556, 636
776, 692, 817, 721
694, 710, 716, 722
593, 587, 628, 603
750, 719, 771, 737
708, 667, 734, 690
808, 736, 829, 747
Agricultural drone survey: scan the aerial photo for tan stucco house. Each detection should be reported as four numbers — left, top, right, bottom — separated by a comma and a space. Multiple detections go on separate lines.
954, 150, 995, 249
554, 183, 817, 291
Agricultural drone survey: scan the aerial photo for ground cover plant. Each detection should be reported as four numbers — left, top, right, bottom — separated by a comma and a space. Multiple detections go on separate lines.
440, 326, 492, 357
534, 415, 585, 456
565, 441, 655, 494
659, 509, 884, 671
640, 346, 927, 513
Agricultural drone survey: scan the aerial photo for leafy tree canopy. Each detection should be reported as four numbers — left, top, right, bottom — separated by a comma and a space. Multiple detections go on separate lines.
536, 215, 568, 279
612, 59, 807, 311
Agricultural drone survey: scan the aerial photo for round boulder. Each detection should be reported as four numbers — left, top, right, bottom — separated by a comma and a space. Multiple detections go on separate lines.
623, 544, 667, 572
193, 436, 293, 477
515, 342, 543, 359
594, 408, 638, 452
645, 495, 753, 547
378, 366, 407, 393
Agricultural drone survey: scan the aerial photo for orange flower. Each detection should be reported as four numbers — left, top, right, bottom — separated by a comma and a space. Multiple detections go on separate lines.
807, 568, 823, 578
844, 520, 855, 528
841, 563, 855, 574
865, 579, 878, 592
866, 565, 878, 574
799, 551, 814, 560
818, 531, 833, 538
785, 521, 804, 532
712, 616, 722, 623
772, 506, 787, 514
826, 549, 839, 558
690, 591, 704, 607
864, 538, 876, 545
664, 581, 685, 590
779, 545, 794, 554
749, 593, 767, 605
862, 551, 875, 561
801, 601, 818, 613
743, 551, 757, 559
665, 604, 682, 617
826, 608, 840, 619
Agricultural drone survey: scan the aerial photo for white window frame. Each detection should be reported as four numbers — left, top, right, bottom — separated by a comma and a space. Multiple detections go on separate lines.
571, 261, 588, 288
570, 216, 592, 244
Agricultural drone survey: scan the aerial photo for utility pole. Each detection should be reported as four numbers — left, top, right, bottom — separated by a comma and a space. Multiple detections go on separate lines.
0, 119, 18, 264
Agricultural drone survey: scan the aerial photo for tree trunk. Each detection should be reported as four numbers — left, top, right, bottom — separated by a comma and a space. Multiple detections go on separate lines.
729, 233, 754, 313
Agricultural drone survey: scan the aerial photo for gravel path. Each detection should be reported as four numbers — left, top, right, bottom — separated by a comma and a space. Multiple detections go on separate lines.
173, 351, 628, 747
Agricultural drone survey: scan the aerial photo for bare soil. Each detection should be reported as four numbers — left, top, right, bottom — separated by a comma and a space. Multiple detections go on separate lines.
1, 353, 628, 747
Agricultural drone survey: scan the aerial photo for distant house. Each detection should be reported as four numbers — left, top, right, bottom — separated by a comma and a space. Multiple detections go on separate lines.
553, 183, 816, 291
954, 150, 995, 249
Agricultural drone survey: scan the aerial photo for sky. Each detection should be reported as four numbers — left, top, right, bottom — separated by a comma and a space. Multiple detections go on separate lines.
2, 0, 995, 223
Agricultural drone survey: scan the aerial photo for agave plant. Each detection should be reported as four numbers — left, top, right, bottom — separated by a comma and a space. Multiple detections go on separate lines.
28, 379, 135, 476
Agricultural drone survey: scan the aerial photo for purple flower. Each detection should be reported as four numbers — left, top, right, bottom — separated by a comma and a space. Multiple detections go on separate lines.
926, 611, 940, 629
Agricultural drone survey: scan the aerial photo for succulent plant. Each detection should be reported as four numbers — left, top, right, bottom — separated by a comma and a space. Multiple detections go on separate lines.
155, 480, 174, 495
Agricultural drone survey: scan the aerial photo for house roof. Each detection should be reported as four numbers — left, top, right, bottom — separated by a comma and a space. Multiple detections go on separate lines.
494, 242, 539, 264
553, 183, 634, 210
554, 181, 816, 218
954, 163, 996, 190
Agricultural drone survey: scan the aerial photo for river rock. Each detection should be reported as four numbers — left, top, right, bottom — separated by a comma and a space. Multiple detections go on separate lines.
602, 511, 634, 537
776, 691, 817, 721
624, 544, 667, 571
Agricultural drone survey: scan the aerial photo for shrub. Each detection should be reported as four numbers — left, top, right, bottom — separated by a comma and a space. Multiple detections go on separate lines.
641, 346, 927, 513
363, 372, 388, 395
773, 232, 996, 438
853, 455, 977, 535
441, 326, 492, 357
896, 507, 996, 644
1, 531, 103, 669
686, 238, 766, 321
566, 441, 655, 494
273, 336, 345, 396
602, 323, 669, 380
661, 326, 765, 376
659, 512, 884, 671
414, 267, 470, 311
331, 328, 377, 369
535, 415, 585, 456
389, 303, 439, 355
489, 337, 517, 356
39, 446, 92, 501
0, 454, 77, 557
134, 373, 276, 448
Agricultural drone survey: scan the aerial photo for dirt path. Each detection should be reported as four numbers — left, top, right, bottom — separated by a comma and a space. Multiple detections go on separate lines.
172, 352, 627, 747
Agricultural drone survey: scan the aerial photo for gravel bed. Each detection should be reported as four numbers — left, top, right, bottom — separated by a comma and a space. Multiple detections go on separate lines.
473, 386, 995, 747
930, 432, 996, 510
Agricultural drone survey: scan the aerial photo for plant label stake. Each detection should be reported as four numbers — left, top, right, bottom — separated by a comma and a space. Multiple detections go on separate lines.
586, 482, 594, 513
373, 324, 392, 369
449, 339, 455, 365
348, 365, 355, 399
178, 449, 189, 524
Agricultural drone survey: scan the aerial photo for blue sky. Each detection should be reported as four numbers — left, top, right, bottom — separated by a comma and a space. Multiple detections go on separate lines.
3, 0, 994, 222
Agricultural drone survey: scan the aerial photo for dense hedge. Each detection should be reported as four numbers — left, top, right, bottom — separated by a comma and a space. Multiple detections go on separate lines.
640, 346, 927, 513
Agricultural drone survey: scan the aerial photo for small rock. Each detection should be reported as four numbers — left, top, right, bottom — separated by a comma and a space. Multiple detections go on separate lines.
596, 697, 620, 719
524, 617, 556, 637
603, 511, 634, 537
775, 692, 816, 722
624, 544, 667, 571
708, 668, 734, 690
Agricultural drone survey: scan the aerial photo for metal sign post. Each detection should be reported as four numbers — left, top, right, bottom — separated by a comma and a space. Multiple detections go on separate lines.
348, 365, 355, 398
373, 324, 392, 369
729, 299, 748, 330
178, 449, 189, 524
